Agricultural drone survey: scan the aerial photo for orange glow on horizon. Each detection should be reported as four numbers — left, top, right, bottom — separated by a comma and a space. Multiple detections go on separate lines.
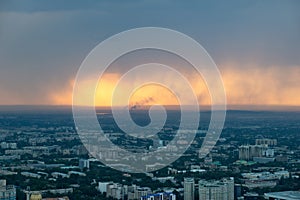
128, 84, 180, 109
50, 64, 300, 107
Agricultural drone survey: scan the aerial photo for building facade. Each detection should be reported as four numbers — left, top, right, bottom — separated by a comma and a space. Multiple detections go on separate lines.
184, 178, 194, 200
198, 177, 234, 200
0, 180, 16, 200
78, 159, 90, 170
141, 192, 176, 200
238, 145, 268, 160
255, 139, 277, 146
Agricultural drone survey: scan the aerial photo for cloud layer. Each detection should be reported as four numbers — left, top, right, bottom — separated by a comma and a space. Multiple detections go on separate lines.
0, 1, 299, 106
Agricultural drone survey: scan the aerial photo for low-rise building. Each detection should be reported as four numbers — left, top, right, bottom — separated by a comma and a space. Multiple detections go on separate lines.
141, 192, 176, 200
264, 191, 300, 200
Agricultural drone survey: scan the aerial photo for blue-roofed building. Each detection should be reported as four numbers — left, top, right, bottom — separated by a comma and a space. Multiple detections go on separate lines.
141, 192, 176, 200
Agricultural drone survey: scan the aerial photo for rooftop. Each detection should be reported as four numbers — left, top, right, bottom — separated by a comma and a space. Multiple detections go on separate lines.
264, 191, 300, 200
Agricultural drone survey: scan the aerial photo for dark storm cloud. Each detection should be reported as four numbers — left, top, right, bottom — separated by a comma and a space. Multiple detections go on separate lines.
0, 0, 299, 104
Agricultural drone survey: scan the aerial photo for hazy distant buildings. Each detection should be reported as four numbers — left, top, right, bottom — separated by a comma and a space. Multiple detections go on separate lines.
0, 142, 17, 149
79, 159, 89, 170
253, 157, 275, 164
51, 172, 69, 179
204, 155, 213, 164
198, 177, 234, 200
0, 179, 16, 200
275, 154, 288, 162
184, 178, 194, 200
238, 144, 275, 162
264, 148, 275, 157
21, 172, 42, 179
239, 145, 266, 160
255, 139, 277, 146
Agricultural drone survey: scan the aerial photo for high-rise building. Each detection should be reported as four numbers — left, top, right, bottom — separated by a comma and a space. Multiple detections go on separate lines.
198, 177, 234, 200
234, 184, 242, 200
0, 179, 16, 200
238, 145, 267, 160
184, 178, 195, 200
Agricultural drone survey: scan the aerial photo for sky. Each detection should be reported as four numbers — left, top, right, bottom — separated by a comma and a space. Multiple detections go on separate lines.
0, 0, 299, 107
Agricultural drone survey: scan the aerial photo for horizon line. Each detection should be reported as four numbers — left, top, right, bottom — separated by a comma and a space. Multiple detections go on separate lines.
0, 104, 300, 111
